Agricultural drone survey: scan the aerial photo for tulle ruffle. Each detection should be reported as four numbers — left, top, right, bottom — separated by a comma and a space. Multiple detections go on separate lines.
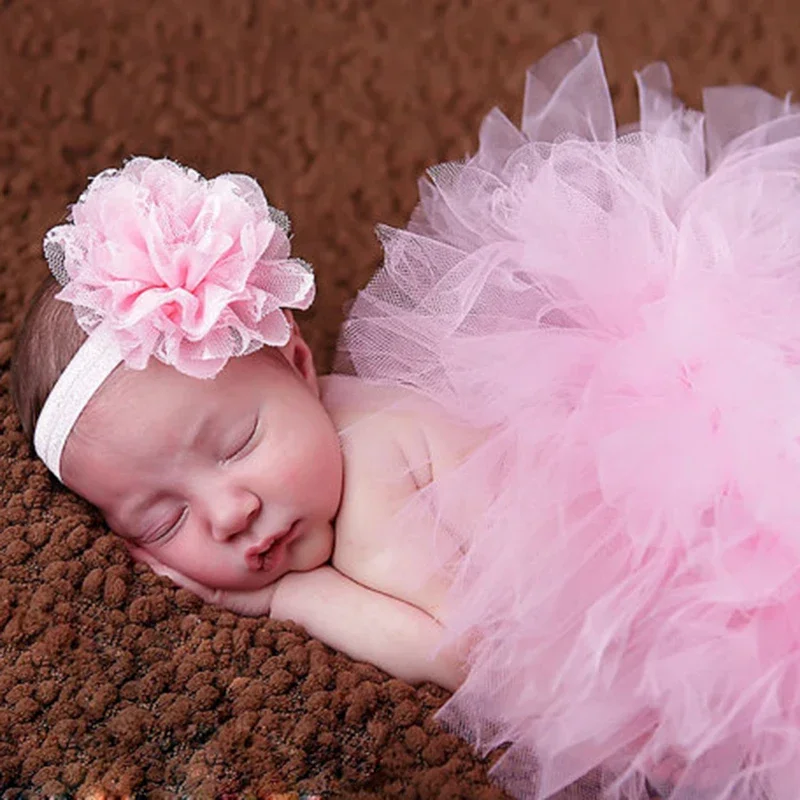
336, 34, 800, 800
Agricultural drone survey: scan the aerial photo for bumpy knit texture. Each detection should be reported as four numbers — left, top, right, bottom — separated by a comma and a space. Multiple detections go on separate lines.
2, 1, 800, 797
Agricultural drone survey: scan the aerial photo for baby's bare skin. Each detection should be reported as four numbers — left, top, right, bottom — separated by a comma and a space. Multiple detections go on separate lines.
160, 382, 479, 689
62, 327, 483, 690
271, 377, 487, 690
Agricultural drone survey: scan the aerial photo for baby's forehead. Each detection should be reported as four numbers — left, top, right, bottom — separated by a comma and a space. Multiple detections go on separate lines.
98, 360, 234, 413
75, 350, 274, 461
80, 368, 201, 444
62, 352, 278, 506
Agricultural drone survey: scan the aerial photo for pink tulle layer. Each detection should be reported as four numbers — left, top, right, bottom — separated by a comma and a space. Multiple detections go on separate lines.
336, 34, 800, 800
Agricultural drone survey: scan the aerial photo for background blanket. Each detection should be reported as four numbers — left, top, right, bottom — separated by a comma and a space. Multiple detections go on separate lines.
2, 1, 798, 797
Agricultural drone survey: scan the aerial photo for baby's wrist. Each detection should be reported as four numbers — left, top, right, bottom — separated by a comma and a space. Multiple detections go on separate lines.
268, 569, 308, 621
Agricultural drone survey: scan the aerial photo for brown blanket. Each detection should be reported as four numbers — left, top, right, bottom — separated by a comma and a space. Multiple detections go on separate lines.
2, 1, 798, 797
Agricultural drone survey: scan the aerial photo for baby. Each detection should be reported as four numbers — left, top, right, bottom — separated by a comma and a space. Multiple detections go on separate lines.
14, 32, 800, 800
10, 158, 475, 695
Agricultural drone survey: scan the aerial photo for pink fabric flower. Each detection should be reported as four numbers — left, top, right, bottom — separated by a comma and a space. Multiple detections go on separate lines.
43, 156, 315, 378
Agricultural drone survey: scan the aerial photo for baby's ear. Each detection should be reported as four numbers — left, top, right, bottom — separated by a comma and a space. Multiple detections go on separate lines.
280, 311, 319, 392
284, 309, 300, 336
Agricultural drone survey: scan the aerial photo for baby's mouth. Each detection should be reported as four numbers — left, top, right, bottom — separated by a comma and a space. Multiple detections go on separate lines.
247, 522, 298, 571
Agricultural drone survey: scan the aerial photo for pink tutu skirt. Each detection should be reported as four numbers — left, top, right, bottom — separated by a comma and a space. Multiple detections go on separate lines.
335, 34, 800, 800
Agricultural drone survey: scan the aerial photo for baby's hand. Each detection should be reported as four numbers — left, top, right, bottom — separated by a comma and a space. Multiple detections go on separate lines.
272, 566, 466, 691
126, 545, 279, 617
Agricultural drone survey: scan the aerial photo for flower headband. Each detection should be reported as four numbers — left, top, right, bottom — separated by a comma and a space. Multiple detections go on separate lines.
34, 156, 315, 481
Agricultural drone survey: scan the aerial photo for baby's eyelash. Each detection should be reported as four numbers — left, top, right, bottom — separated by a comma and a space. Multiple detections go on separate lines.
224, 416, 260, 462
152, 508, 187, 543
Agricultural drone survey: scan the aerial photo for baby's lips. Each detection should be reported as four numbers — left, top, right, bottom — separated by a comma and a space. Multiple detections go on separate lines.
245, 524, 294, 570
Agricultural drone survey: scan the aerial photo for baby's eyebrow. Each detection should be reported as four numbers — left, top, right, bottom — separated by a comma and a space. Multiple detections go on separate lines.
184, 409, 219, 452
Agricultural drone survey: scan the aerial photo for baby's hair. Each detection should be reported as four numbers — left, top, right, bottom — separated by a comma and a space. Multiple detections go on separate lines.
10, 274, 87, 442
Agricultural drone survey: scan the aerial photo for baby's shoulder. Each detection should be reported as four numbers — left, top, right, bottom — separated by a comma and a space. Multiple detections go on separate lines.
320, 374, 483, 477
324, 376, 494, 618
321, 375, 428, 487
325, 377, 469, 615
323, 376, 491, 548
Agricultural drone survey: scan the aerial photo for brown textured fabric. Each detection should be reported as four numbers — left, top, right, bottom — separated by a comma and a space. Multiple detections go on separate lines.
2, 1, 799, 797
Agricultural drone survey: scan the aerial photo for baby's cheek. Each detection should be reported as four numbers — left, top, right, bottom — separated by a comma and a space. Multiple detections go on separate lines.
267, 449, 308, 493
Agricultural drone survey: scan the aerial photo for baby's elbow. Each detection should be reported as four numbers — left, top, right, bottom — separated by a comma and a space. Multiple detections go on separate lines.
408, 648, 466, 693
430, 659, 467, 693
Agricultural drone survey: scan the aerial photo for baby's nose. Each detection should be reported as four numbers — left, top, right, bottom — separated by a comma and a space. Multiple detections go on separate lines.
211, 487, 261, 540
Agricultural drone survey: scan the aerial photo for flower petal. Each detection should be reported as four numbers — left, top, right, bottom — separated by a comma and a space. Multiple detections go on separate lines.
44, 156, 316, 375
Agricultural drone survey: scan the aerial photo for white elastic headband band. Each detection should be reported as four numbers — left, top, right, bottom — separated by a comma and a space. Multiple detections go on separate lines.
34, 325, 123, 482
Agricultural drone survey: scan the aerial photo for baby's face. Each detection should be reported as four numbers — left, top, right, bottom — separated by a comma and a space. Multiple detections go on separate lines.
61, 339, 342, 591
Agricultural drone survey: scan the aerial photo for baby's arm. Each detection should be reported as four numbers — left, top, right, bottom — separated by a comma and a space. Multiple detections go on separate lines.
132, 545, 464, 690
271, 566, 465, 692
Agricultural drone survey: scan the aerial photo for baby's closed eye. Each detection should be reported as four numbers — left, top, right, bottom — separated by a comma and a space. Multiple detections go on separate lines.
219, 414, 260, 463
147, 507, 188, 543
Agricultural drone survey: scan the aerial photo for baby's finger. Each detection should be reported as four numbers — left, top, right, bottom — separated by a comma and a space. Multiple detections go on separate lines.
125, 544, 162, 570
125, 544, 221, 603
126, 545, 182, 582
123, 543, 276, 615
